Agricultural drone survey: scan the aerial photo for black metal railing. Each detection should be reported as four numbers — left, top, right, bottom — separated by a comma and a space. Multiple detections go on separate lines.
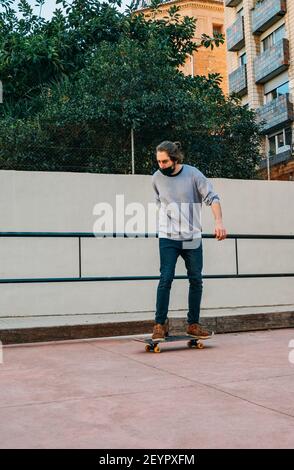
0, 232, 294, 283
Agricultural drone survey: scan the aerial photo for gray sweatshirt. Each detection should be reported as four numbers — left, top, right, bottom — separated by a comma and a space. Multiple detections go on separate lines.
152, 164, 220, 240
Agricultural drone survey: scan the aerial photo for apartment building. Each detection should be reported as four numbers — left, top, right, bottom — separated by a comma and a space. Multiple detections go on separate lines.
225, 0, 294, 180
133, 0, 228, 95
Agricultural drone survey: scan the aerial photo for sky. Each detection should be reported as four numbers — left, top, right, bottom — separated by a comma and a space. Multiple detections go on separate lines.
14, 0, 131, 17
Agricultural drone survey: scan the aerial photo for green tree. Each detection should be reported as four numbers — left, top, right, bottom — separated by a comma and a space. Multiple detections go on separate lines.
0, 0, 262, 177
0, 0, 125, 113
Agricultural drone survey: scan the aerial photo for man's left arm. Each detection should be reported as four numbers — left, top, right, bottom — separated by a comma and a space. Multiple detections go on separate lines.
211, 201, 227, 241
194, 169, 227, 241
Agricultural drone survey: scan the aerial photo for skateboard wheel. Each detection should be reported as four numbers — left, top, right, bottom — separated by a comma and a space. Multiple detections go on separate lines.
188, 340, 198, 348
145, 345, 151, 352
154, 345, 161, 353
196, 342, 204, 349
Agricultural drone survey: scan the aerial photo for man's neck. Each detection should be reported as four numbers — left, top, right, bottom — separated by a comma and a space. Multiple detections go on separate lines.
171, 163, 183, 175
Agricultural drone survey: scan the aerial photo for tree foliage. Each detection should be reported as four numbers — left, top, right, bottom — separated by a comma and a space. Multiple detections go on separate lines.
0, 0, 262, 177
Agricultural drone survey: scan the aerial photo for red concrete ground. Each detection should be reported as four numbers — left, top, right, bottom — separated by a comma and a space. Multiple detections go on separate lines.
0, 329, 294, 449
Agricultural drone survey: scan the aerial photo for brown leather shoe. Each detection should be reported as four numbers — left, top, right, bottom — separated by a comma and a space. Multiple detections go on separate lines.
152, 320, 169, 341
186, 323, 213, 339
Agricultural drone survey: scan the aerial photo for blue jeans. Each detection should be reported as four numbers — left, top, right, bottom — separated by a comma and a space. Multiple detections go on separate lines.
155, 238, 203, 325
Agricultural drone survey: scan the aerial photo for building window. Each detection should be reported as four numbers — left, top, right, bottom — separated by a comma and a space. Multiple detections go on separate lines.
268, 135, 276, 156
264, 81, 289, 103
285, 127, 292, 146
213, 24, 223, 36
268, 127, 292, 156
262, 24, 286, 52
239, 52, 247, 66
277, 131, 285, 149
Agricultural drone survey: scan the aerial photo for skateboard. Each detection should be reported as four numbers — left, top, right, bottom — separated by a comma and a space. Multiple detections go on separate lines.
134, 334, 208, 353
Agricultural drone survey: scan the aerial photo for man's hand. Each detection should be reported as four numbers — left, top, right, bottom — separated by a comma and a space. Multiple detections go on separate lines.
211, 202, 226, 240
214, 221, 227, 241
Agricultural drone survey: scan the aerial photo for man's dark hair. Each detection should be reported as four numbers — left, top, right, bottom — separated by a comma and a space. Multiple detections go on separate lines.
156, 141, 184, 164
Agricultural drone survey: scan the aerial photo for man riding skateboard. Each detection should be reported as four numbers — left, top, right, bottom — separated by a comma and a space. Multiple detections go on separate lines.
152, 141, 227, 342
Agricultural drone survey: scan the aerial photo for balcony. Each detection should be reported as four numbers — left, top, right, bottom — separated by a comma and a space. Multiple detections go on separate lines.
259, 149, 292, 169
256, 93, 294, 133
229, 65, 247, 96
252, 0, 287, 35
227, 16, 245, 51
225, 0, 242, 6
254, 38, 289, 83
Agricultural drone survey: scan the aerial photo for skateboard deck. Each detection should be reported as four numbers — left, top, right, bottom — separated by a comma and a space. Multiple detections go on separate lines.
134, 334, 210, 353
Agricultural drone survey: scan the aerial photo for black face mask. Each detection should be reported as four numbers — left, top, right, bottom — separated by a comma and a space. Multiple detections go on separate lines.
159, 164, 175, 176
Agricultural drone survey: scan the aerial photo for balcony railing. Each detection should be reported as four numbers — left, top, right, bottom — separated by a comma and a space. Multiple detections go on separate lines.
225, 0, 242, 6
229, 64, 247, 96
252, 0, 287, 35
254, 38, 289, 84
227, 16, 245, 52
1, 231, 294, 283
259, 149, 292, 169
255, 93, 294, 132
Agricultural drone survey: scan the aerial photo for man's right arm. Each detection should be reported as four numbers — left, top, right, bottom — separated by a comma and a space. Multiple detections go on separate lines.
152, 179, 161, 210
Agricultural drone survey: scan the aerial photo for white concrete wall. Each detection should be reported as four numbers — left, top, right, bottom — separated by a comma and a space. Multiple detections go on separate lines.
0, 170, 294, 318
